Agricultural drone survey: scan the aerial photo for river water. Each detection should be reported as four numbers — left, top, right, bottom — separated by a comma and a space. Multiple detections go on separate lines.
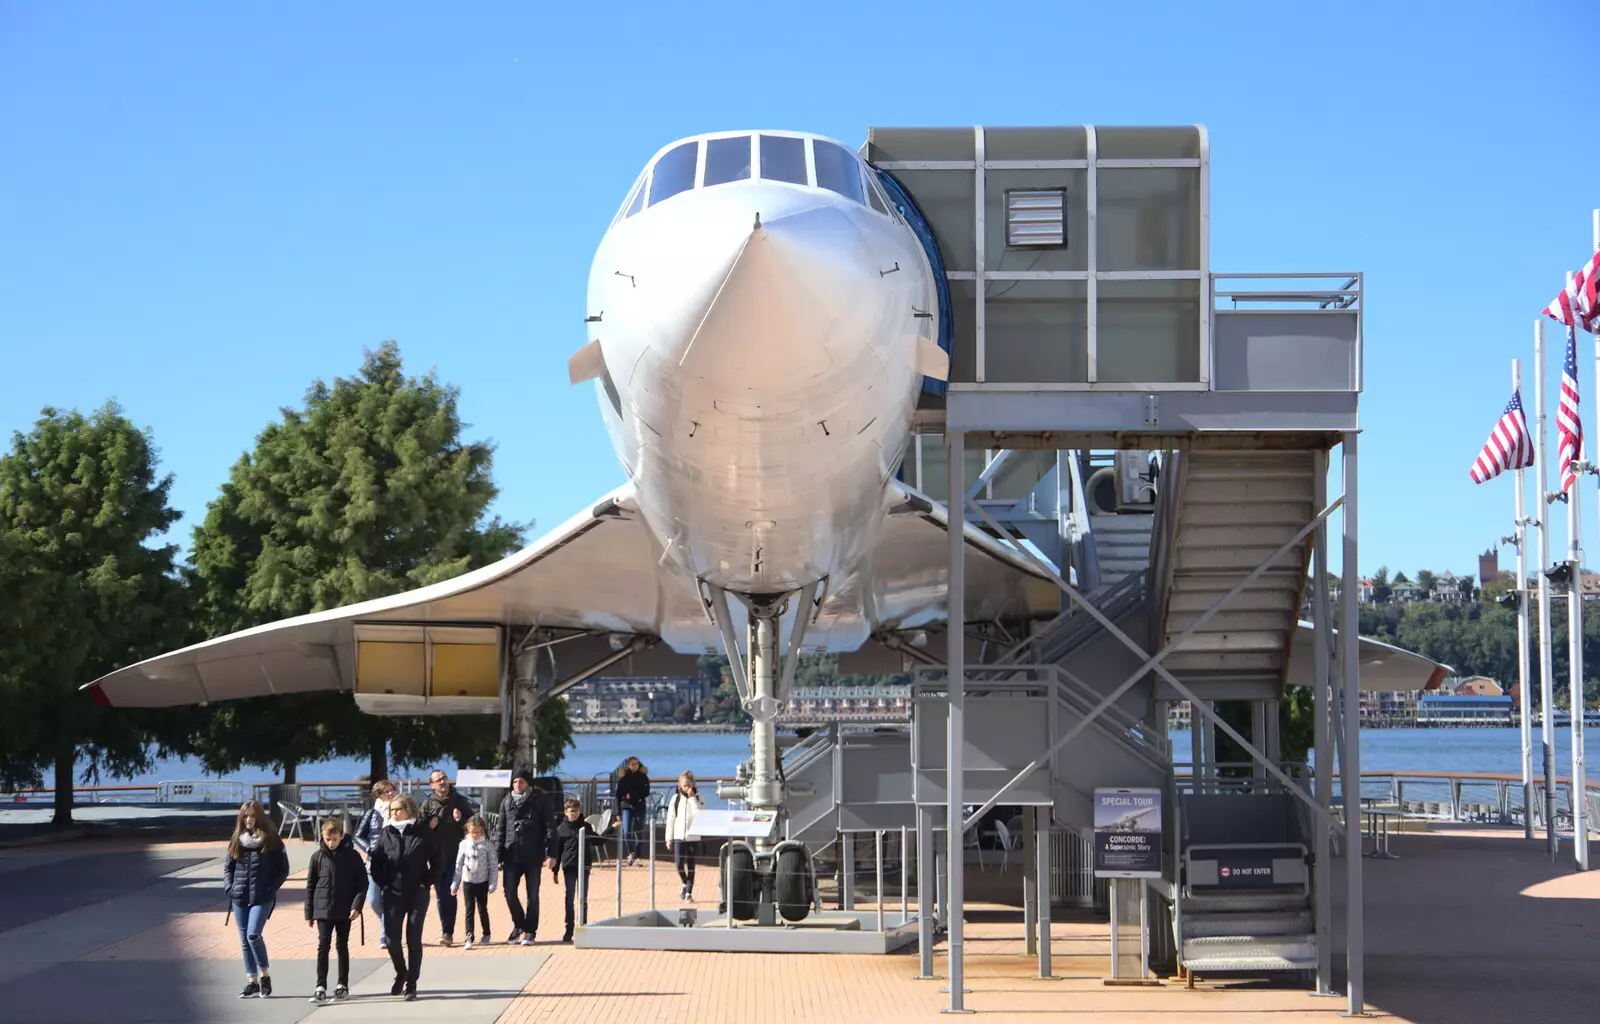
39, 727, 1600, 791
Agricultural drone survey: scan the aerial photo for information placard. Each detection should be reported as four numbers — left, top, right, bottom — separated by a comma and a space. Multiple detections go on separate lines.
455, 768, 513, 789
687, 808, 779, 840
1093, 787, 1163, 879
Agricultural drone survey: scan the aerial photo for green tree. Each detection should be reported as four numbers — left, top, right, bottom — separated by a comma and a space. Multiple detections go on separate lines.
177, 342, 544, 781
1415, 569, 1436, 599
1371, 566, 1392, 606
0, 403, 191, 824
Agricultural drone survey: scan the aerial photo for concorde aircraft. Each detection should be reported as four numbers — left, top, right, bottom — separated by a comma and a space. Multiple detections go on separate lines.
83, 129, 1444, 919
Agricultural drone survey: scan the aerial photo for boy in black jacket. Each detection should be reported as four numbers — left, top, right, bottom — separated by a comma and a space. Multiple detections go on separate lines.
549, 799, 614, 942
304, 818, 366, 1003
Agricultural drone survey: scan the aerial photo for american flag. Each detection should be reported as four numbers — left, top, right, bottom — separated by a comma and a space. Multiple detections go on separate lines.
1557, 325, 1583, 494
1470, 387, 1534, 483
1544, 250, 1600, 332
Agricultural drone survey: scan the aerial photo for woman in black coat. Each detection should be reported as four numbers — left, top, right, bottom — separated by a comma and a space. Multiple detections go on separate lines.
303, 818, 367, 1003
368, 793, 439, 1001
223, 800, 291, 999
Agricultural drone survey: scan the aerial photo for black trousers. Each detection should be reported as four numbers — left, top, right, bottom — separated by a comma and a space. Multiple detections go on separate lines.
562, 865, 589, 937
674, 841, 700, 887
461, 880, 491, 938
502, 861, 540, 936
314, 918, 351, 989
382, 889, 428, 984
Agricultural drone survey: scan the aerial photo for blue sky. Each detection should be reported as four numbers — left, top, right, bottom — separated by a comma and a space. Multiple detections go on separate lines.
1, 2, 1594, 581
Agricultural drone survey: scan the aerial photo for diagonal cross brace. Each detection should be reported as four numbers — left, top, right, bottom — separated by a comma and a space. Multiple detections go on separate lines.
960, 494, 1347, 835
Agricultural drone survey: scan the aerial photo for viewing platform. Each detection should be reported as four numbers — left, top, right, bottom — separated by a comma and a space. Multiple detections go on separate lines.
0, 821, 1592, 1023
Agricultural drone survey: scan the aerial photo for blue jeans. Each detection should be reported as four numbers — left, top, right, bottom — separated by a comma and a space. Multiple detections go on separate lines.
366, 877, 384, 943
621, 807, 645, 860
434, 843, 459, 936
234, 898, 275, 976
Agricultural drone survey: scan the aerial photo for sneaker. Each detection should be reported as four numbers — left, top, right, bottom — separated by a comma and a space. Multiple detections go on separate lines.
379, 934, 388, 950
259, 976, 272, 999
561, 933, 573, 944
333, 985, 349, 1001
440, 933, 453, 948
404, 982, 417, 1001
482, 933, 492, 945
310, 988, 327, 1004
506, 928, 523, 945
391, 975, 405, 996
463, 935, 475, 950
519, 934, 534, 946
239, 981, 260, 999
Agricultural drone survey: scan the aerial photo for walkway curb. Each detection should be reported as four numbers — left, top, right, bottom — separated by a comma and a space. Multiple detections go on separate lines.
0, 827, 85, 849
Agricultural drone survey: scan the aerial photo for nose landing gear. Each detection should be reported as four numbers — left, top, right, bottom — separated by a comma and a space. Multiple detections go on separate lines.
719, 839, 818, 923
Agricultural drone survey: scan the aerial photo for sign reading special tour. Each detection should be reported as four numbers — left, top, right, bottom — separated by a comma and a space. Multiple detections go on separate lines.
1093, 787, 1163, 879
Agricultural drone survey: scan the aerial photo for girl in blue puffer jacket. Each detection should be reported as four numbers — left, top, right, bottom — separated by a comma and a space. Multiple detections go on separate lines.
224, 801, 291, 999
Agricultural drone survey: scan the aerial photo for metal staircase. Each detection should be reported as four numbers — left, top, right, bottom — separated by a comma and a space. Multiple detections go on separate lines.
1090, 513, 1155, 591
1157, 451, 1316, 686
1176, 791, 1318, 980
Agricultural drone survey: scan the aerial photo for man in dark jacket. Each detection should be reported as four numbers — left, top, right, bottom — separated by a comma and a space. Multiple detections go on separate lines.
420, 768, 476, 946
494, 768, 555, 945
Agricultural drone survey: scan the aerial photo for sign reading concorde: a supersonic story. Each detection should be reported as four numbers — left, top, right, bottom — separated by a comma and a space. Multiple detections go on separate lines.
1092, 787, 1163, 879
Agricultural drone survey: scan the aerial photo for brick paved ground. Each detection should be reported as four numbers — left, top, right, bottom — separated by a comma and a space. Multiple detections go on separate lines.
12, 825, 1599, 1022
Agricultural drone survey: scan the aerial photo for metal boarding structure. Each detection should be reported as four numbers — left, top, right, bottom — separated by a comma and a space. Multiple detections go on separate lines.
861, 125, 1367, 1012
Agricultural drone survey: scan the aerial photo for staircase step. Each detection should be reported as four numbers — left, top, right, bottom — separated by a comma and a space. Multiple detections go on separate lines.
1181, 892, 1307, 914
1183, 934, 1316, 964
1181, 910, 1312, 938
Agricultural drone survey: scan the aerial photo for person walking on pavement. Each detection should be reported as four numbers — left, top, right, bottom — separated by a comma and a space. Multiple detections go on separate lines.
664, 771, 705, 901
304, 817, 366, 1004
450, 815, 498, 949
613, 756, 651, 865
369, 793, 439, 1001
420, 768, 476, 947
494, 768, 554, 944
550, 797, 613, 943
352, 779, 396, 949
224, 800, 291, 999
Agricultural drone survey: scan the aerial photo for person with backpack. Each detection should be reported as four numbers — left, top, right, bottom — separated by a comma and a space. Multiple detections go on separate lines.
303, 817, 366, 1004
664, 771, 705, 901
494, 768, 554, 945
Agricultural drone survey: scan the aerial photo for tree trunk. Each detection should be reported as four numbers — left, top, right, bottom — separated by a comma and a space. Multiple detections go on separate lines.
51, 744, 75, 827
284, 760, 298, 785
369, 735, 388, 786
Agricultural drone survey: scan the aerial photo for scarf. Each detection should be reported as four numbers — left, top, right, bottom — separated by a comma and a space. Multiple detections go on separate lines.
238, 830, 264, 850
511, 789, 530, 807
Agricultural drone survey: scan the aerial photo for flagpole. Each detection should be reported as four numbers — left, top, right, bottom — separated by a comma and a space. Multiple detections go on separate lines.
1514, 357, 1535, 840
1567, 266, 1588, 872
1536, 317, 1560, 860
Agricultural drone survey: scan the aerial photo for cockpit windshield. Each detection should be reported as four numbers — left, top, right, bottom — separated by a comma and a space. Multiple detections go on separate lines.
611, 132, 902, 226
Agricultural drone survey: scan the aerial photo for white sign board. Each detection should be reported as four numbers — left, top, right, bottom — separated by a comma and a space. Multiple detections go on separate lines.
687, 808, 779, 840
455, 769, 512, 789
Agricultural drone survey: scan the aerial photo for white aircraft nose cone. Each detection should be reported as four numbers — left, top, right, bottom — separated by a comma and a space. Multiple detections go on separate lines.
675, 202, 885, 386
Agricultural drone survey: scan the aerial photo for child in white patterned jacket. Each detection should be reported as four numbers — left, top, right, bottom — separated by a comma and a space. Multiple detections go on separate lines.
451, 815, 498, 948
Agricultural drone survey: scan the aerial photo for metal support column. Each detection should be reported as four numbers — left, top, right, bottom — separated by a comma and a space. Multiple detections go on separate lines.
1036, 808, 1054, 979
944, 429, 970, 1011
916, 805, 937, 979
1251, 702, 1268, 782
1312, 449, 1335, 996
1022, 807, 1038, 957
1341, 433, 1365, 1016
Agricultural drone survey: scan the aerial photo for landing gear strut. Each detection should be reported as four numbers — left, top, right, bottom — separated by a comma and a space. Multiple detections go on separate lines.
712, 590, 819, 923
